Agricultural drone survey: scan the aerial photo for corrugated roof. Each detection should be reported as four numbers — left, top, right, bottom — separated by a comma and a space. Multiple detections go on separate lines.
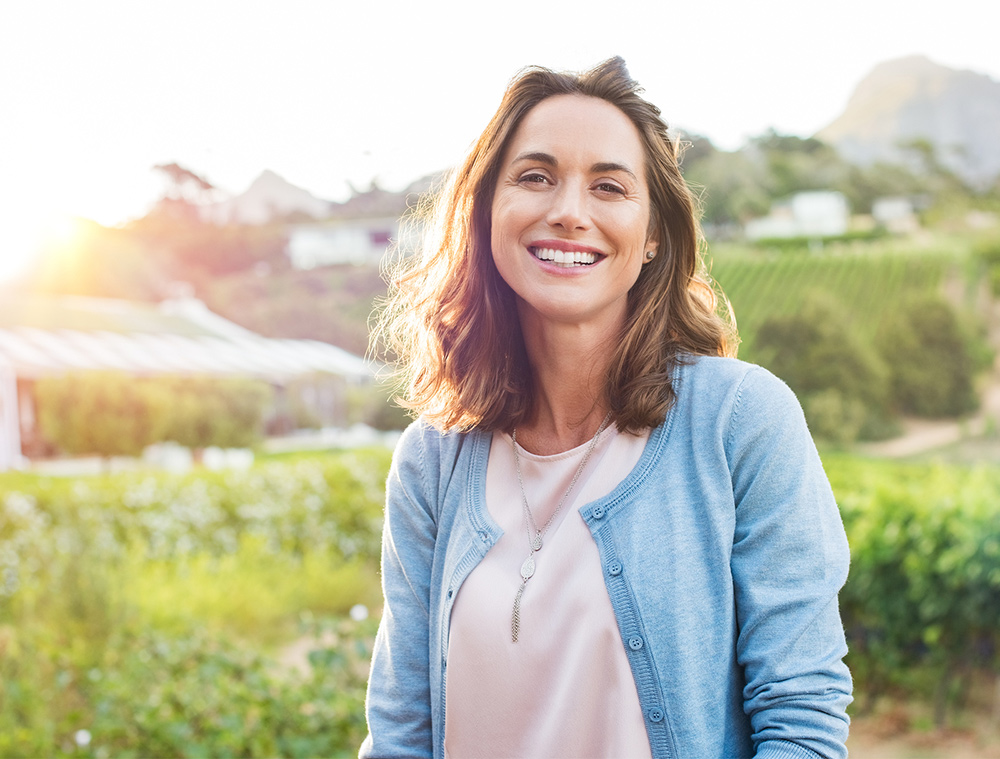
0, 327, 372, 380
0, 296, 373, 381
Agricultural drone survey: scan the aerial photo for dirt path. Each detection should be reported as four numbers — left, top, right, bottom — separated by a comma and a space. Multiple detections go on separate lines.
848, 711, 1000, 758
860, 360, 1000, 459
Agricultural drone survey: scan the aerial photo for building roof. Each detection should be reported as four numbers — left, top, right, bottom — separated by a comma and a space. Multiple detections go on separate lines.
0, 296, 373, 381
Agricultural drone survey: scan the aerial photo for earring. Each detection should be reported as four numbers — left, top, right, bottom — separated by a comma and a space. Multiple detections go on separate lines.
645, 250, 656, 260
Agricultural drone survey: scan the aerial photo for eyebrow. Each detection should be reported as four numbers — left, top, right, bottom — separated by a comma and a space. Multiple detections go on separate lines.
511, 152, 638, 182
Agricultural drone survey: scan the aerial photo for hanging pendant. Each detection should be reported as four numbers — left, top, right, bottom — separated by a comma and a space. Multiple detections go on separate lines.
511, 581, 525, 642
520, 555, 535, 580
531, 533, 543, 551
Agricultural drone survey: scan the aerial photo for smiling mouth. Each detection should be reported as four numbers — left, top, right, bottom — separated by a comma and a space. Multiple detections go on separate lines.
530, 246, 602, 267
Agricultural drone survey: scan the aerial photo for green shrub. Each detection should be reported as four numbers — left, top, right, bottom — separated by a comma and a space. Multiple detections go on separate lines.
875, 295, 980, 418
34, 373, 273, 457
801, 389, 867, 447
346, 383, 411, 431
827, 456, 1000, 724
158, 376, 273, 449
0, 451, 390, 756
36, 372, 171, 457
754, 293, 892, 441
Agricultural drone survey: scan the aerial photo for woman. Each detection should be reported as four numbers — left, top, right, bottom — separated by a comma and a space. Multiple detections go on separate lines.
362, 57, 852, 759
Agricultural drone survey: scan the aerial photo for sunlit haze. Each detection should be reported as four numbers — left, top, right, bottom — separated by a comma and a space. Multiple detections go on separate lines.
2, 0, 998, 283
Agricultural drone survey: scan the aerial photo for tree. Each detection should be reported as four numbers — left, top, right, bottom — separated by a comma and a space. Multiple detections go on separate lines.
876, 295, 980, 417
754, 293, 892, 442
36, 372, 171, 458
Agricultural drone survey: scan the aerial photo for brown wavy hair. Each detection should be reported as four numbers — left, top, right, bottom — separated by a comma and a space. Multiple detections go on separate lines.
374, 56, 737, 433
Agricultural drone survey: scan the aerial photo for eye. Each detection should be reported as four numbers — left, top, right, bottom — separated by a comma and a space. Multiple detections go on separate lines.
595, 181, 626, 195
518, 172, 551, 186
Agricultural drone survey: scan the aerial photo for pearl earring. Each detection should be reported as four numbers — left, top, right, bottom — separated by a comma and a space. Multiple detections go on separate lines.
645, 250, 656, 260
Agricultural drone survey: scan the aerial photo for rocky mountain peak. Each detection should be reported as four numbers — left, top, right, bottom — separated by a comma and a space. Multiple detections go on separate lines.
816, 56, 1000, 187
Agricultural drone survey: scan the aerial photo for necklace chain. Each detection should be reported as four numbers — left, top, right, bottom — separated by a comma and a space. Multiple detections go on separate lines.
509, 412, 611, 642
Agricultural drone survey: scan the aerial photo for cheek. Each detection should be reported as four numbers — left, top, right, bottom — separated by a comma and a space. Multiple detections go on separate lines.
490, 195, 524, 254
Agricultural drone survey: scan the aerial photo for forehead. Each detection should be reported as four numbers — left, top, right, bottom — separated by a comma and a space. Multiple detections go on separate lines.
504, 94, 647, 173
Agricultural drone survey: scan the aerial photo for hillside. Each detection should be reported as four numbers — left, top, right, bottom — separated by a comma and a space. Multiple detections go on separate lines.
816, 55, 1000, 187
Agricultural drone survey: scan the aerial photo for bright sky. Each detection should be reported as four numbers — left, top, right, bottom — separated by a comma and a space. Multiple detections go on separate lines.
1, 0, 998, 282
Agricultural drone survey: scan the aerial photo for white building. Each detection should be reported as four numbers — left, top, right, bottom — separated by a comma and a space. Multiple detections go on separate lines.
872, 196, 919, 234
745, 191, 850, 240
286, 175, 438, 269
0, 295, 375, 469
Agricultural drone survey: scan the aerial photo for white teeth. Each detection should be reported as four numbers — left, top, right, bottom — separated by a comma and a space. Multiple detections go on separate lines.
532, 247, 599, 266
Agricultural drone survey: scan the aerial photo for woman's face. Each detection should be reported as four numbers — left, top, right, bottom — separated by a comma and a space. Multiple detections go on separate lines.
490, 94, 657, 333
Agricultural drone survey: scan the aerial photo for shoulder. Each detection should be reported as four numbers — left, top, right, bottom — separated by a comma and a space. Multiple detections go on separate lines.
389, 418, 486, 506
675, 355, 799, 416
669, 355, 810, 461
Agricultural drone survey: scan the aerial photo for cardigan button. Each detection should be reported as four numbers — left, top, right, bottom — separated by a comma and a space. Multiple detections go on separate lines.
592, 505, 605, 519
628, 636, 644, 651
648, 707, 664, 723
607, 560, 622, 576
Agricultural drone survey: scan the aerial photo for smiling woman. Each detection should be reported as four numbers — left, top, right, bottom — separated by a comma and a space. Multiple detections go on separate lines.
364, 57, 852, 759
490, 95, 656, 334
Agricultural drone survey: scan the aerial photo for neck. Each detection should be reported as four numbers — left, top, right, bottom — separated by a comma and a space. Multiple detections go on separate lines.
515, 312, 619, 455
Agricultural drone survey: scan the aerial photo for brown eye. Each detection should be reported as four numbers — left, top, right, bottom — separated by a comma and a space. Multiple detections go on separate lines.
519, 173, 549, 185
595, 182, 625, 195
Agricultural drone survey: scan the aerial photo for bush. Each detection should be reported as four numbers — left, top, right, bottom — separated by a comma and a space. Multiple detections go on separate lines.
875, 295, 980, 418
159, 376, 273, 449
346, 383, 411, 431
829, 457, 1000, 724
754, 293, 892, 442
34, 373, 273, 457
36, 372, 171, 458
0, 451, 390, 756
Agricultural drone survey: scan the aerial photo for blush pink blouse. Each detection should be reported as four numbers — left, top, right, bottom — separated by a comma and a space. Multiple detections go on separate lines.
444, 424, 653, 759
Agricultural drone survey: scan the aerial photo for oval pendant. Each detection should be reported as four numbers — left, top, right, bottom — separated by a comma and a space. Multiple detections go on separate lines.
520, 556, 535, 580
531, 534, 543, 551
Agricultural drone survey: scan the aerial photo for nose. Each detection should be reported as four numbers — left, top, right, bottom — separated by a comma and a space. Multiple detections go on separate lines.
545, 182, 589, 231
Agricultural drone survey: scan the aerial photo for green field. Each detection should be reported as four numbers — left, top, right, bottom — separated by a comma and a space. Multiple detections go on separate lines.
1, 446, 998, 757
706, 240, 968, 358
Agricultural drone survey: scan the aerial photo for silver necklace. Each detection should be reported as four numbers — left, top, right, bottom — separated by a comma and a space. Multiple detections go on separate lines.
510, 412, 612, 643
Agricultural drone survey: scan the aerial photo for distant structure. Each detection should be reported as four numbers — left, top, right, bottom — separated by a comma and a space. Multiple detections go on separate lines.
202, 170, 334, 225
0, 295, 374, 468
287, 176, 438, 269
872, 197, 920, 234
745, 191, 850, 240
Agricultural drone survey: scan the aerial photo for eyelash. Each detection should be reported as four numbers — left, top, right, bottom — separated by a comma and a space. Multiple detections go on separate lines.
517, 173, 625, 195
595, 182, 625, 195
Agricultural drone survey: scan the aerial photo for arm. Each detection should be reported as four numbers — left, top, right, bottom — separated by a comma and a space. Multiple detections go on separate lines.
726, 367, 853, 759
360, 422, 439, 758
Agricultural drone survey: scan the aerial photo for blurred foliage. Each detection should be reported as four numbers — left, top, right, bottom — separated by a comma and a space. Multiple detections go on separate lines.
876, 295, 982, 418
710, 245, 951, 358
754, 294, 893, 442
0, 449, 390, 756
35, 373, 273, 457
682, 129, 1000, 232
36, 372, 171, 458
345, 382, 411, 431
157, 376, 274, 449
753, 285, 988, 443
0, 448, 997, 751
827, 455, 1000, 726
974, 236, 1000, 296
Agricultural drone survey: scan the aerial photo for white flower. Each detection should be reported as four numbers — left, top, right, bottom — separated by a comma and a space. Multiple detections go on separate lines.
349, 604, 369, 622
75, 729, 92, 747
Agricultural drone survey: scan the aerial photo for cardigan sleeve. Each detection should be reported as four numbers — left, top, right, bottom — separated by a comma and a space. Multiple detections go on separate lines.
360, 421, 439, 759
725, 367, 853, 759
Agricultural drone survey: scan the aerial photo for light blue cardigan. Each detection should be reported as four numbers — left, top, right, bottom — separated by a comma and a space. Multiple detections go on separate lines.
361, 356, 852, 759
